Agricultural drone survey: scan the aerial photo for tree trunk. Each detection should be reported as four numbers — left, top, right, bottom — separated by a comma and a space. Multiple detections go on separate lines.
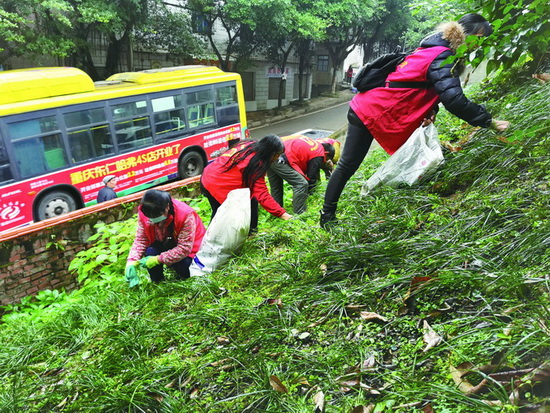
276, 44, 294, 108
69, 44, 100, 81
278, 77, 285, 108
361, 19, 389, 64
330, 66, 338, 94
126, 34, 133, 71
105, 30, 130, 78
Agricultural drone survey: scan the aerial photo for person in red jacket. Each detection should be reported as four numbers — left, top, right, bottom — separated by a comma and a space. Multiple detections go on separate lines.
125, 189, 206, 285
200, 134, 292, 232
320, 13, 510, 228
267, 135, 335, 214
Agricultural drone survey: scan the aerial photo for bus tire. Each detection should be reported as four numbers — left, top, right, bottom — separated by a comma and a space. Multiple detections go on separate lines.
178, 151, 205, 178
36, 190, 78, 221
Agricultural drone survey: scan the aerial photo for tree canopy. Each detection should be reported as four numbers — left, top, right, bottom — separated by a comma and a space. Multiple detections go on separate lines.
1, 0, 548, 87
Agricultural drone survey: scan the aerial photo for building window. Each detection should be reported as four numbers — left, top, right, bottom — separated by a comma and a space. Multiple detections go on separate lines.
317, 55, 329, 72
191, 12, 210, 34
268, 78, 285, 100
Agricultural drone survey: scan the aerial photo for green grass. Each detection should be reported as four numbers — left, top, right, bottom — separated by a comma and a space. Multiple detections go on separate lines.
0, 74, 549, 412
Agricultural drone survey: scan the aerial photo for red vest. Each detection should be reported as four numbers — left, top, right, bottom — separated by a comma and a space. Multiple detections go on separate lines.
281, 135, 325, 178
138, 199, 206, 257
201, 143, 286, 217
350, 46, 449, 154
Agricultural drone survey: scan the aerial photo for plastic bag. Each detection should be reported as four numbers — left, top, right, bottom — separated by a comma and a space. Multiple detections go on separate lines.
189, 188, 251, 276
362, 123, 443, 195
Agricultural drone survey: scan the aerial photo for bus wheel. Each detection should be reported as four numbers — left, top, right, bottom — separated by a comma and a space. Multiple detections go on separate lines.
36, 191, 78, 221
178, 151, 205, 178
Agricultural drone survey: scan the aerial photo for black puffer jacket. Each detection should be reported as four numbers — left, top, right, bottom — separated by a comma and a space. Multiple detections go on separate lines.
422, 22, 492, 128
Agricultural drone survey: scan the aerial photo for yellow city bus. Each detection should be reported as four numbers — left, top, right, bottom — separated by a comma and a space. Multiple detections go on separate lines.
0, 66, 248, 232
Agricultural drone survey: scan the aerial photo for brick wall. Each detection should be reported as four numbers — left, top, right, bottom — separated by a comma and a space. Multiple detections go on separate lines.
0, 181, 201, 307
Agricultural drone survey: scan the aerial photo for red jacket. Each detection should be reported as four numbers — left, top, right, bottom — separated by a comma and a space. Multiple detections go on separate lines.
350, 46, 449, 155
281, 135, 326, 178
137, 199, 205, 258
201, 143, 286, 217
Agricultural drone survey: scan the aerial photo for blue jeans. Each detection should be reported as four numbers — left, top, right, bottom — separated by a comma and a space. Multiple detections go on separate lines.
145, 241, 192, 282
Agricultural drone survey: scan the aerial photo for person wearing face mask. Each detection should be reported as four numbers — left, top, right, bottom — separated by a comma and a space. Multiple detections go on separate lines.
124, 189, 206, 286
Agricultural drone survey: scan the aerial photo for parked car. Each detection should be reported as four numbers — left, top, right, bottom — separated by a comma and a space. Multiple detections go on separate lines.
293, 129, 334, 140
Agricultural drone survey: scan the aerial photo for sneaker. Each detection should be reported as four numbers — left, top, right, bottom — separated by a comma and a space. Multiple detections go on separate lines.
320, 210, 337, 229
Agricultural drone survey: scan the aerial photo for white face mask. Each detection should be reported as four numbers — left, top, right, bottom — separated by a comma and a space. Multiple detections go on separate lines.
149, 215, 167, 224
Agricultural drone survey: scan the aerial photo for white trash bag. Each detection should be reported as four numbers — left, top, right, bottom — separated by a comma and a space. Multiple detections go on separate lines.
362, 123, 444, 195
189, 188, 251, 276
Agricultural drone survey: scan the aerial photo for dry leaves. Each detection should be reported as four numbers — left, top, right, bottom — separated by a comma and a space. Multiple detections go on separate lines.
209, 358, 237, 371
350, 405, 375, 413
216, 336, 230, 345
359, 311, 388, 324
335, 356, 386, 394
259, 298, 283, 308
189, 387, 200, 399
450, 361, 550, 408
399, 275, 434, 315
269, 375, 288, 393
422, 320, 443, 352
313, 390, 325, 413
532, 73, 550, 84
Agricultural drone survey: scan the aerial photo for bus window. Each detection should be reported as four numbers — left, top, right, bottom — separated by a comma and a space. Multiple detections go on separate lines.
0, 138, 13, 183
215, 85, 239, 127
64, 108, 114, 163
186, 89, 213, 105
216, 106, 239, 127
151, 95, 186, 137
187, 103, 215, 128
64, 107, 106, 127
112, 100, 153, 152
186, 89, 216, 128
202, 103, 215, 125
8, 116, 69, 178
216, 85, 237, 106
187, 105, 201, 128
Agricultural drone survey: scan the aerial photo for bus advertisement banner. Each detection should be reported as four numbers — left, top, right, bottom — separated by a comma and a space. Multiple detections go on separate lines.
0, 124, 242, 233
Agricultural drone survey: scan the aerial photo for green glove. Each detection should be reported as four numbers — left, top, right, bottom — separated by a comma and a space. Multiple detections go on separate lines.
125, 261, 140, 287
140, 255, 161, 269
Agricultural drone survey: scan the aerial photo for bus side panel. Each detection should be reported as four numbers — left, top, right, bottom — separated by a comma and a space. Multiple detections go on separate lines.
0, 123, 243, 232
69, 123, 243, 204
0, 182, 35, 230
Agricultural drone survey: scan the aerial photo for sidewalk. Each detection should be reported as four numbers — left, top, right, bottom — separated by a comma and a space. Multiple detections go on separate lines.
247, 89, 354, 129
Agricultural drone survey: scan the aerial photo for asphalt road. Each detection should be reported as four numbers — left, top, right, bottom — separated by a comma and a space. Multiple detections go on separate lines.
249, 101, 350, 140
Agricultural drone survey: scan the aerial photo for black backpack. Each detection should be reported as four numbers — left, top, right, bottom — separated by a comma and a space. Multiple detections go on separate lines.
352, 52, 431, 92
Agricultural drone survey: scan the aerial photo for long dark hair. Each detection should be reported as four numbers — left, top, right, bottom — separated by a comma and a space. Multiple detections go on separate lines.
141, 189, 174, 218
458, 13, 493, 36
223, 134, 284, 187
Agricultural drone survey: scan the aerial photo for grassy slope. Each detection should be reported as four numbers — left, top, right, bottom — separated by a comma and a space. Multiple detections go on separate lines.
0, 74, 549, 412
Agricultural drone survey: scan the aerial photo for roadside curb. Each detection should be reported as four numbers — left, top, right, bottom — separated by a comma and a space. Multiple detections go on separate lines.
247, 89, 354, 129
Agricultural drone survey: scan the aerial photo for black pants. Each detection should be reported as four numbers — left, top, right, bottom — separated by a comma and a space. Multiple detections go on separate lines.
200, 182, 259, 232
323, 108, 374, 214
145, 241, 192, 282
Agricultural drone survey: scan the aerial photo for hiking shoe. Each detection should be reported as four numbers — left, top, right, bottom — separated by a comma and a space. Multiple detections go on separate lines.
320, 210, 337, 230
